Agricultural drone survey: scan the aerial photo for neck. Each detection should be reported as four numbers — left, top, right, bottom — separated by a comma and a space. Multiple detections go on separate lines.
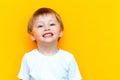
37, 42, 59, 56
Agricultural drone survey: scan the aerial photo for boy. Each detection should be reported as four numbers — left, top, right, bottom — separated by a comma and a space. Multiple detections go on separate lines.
18, 7, 82, 80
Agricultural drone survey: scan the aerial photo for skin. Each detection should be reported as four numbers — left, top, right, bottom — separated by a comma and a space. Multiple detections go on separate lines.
30, 14, 63, 56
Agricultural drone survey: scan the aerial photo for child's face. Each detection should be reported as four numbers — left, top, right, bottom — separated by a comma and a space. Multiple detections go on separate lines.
30, 14, 63, 44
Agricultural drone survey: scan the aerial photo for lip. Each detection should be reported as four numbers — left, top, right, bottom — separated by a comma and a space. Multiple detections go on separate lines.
42, 32, 54, 38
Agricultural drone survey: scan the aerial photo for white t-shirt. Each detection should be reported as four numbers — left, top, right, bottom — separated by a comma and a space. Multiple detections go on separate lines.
18, 49, 82, 80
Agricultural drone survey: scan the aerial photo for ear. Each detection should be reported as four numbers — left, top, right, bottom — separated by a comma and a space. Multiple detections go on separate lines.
29, 33, 36, 41
59, 30, 63, 37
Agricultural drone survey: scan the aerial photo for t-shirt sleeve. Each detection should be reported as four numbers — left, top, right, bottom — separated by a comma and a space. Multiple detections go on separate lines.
17, 54, 30, 80
68, 56, 82, 80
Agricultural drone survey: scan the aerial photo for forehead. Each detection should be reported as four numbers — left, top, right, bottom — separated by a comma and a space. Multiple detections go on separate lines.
34, 13, 58, 22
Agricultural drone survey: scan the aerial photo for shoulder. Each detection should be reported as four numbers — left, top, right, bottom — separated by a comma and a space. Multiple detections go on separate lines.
59, 49, 73, 55
23, 49, 38, 59
59, 49, 75, 61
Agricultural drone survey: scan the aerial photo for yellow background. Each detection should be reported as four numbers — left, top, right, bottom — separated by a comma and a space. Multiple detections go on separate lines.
0, 0, 120, 80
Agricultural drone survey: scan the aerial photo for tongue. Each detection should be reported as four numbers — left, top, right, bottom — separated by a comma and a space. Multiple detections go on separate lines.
43, 33, 53, 38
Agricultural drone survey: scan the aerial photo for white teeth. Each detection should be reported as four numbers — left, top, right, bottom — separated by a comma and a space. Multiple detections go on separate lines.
43, 33, 53, 38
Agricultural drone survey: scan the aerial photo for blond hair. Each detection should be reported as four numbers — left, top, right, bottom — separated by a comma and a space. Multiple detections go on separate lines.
28, 7, 64, 34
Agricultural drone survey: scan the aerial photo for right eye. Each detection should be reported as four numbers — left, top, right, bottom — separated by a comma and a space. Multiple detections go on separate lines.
38, 25, 43, 28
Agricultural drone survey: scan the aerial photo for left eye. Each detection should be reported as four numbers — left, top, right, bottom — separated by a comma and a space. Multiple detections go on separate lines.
50, 24, 55, 26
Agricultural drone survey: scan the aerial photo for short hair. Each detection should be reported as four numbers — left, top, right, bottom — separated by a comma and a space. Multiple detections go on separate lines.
28, 7, 64, 34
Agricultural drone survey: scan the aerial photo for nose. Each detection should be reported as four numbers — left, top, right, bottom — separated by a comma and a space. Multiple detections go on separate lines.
44, 25, 50, 31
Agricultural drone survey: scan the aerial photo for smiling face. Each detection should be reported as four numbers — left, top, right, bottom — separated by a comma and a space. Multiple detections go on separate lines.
30, 14, 63, 44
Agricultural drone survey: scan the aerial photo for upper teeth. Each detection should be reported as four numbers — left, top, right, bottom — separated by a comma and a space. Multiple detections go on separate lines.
43, 33, 53, 37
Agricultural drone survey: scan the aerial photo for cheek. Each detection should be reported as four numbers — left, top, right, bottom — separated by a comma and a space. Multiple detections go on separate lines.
55, 29, 63, 37
54, 29, 61, 35
54, 26, 61, 32
34, 29, 42, 34
32, 30, 42, 38
59, 30, 63, 37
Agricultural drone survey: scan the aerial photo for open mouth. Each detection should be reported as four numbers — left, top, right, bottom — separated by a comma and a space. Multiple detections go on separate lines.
42, 32, 54, 38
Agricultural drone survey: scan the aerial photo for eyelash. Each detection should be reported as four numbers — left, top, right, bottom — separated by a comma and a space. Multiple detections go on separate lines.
50, 23, 55, 26
37, 24, 56, 28
38, 25, 43, 28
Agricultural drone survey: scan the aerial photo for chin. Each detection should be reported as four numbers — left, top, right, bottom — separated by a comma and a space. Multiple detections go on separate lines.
42, 39, 57, 43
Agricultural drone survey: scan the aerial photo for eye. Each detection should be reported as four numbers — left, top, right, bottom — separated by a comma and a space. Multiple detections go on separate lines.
50, 23, 55, 26
38, 25, 43, 28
